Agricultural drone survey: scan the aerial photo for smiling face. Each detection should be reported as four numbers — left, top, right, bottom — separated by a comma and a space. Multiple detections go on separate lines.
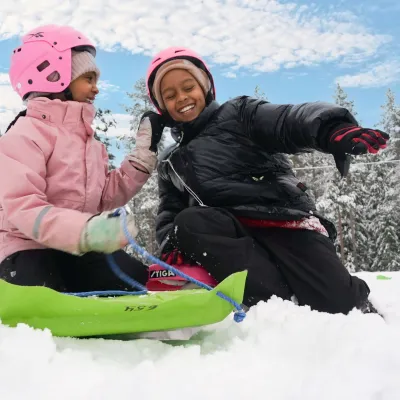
160, 69, 206, 122
68, 71, 99, 104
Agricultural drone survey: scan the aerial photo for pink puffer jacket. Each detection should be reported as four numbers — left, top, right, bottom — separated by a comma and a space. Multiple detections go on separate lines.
0, 98, 149, 262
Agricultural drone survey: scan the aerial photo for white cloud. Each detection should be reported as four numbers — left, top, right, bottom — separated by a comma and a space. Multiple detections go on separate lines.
101, 113, 132, 137
98, 81, 119, 90
283, 71, 309, 80
222, 71, 237, 79
0, 73, 10, 85
97, 80, 120, 98
0, 73, 25, 134
0, 73, 22, 112
335, 61, 400, 88
0, 0, 390, 74
0, 108, 18, 134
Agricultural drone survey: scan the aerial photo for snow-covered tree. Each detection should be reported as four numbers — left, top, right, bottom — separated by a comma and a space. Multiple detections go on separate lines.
122, 77, 169, 153
123, 77, 168, 258
315, 83, 360, 270
122, 78, 155, 146
379, 89, 400, 139
364, 89, 400, 270
127, 175, 159, 259
253, 85, 268, 101
334, 83, 357, 119
94, 108, 117, 170
290, 151, 333, 205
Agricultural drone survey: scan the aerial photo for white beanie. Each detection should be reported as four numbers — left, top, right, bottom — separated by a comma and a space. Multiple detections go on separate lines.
25, 50, 100, 101
70, 50, 100, 82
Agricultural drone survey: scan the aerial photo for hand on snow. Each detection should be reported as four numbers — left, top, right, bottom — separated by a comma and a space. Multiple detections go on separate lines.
127, 111, 166, 174
79, 211, 138, 254
328, 124, 389, 156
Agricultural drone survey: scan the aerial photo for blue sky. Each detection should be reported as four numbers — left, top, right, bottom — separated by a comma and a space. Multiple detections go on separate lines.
1, 0, 400, 163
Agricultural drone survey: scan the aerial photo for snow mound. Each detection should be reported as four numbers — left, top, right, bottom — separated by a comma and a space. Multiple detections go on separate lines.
1, 272, 400, 400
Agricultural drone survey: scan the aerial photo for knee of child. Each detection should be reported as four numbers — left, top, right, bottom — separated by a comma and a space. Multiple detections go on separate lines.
174, 206, 211, 232
174, 206, 239, 238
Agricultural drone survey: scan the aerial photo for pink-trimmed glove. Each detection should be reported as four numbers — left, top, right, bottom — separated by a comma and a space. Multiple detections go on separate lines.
127, 111, 166, 174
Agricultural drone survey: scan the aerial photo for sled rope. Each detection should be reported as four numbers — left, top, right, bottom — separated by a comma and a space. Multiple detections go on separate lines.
69, 207, 246, 323
118, 207, 246, 322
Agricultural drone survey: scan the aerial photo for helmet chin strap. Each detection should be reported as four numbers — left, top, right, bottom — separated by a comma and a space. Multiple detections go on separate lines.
47, 87, 74, 101
62, 87, 74, 101
205, 91, 213, 106
160, 110, 175, 128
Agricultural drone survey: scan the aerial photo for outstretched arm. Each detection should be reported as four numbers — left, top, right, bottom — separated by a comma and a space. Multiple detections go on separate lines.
238, 96, 358, 154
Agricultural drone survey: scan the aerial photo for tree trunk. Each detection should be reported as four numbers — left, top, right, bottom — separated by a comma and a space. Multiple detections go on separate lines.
350, 208, 357, 267
338, 208, 345, 262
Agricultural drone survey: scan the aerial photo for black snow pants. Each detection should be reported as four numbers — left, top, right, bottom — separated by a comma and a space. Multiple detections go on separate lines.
168, 206, 371, 314
0, 249, 148, 293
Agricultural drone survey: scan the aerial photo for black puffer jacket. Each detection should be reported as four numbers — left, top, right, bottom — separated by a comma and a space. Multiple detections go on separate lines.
156, 96, 357, 246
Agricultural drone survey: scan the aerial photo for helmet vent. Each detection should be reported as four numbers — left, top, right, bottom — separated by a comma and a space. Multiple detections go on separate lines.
46, 71, 60, 82
37, 60, 50, 72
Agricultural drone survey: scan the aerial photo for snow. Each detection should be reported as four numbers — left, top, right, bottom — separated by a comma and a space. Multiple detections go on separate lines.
1, 272, 400, 399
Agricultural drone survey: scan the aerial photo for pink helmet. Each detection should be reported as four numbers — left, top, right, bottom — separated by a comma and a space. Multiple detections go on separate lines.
146, 47, 216, 113
9, 24, 96, 100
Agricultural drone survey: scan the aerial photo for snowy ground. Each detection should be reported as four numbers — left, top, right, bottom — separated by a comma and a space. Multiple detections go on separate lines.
1, 272, 400, 400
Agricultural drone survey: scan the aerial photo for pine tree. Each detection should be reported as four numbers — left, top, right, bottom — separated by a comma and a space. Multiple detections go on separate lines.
289, 94, 335, 206
316, 83, 360, 270
365, 89, 400, 270
94, 108, 117, 170
379, 89, 400, 139
126, 175, 159, 259
290, 151, 333, 205
123, 78, 155, 144
334, 83, 357, 118
122, 77, 168, 153
253, 85, 268, 101
123, 77, 168, 257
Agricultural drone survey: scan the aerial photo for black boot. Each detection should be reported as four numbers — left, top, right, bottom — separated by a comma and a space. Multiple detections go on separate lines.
360, 300, 384, 319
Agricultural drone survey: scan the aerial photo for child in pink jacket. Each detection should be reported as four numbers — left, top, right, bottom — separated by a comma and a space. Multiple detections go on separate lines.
0, 25, 163, 292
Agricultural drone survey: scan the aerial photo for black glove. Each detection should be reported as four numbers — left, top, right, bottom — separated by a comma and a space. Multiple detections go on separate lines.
328, 124, 389, 156
140, 111, 166, 152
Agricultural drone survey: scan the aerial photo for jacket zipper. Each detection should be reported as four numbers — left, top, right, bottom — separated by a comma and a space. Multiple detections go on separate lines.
162, 130, 208, 207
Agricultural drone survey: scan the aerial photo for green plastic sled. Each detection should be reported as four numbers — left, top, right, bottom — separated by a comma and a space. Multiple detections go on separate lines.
0, 271, 247, 338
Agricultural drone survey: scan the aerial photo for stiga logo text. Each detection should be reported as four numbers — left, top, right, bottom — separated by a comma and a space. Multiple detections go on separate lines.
150, 270, 177, 278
